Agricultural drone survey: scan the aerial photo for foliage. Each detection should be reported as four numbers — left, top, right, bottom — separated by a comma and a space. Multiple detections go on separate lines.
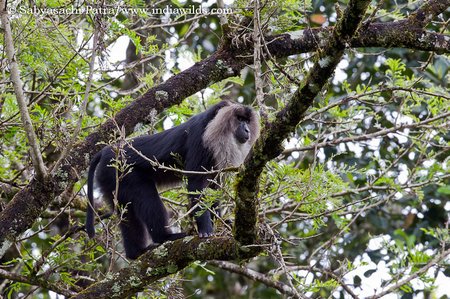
0, 0, 449, 298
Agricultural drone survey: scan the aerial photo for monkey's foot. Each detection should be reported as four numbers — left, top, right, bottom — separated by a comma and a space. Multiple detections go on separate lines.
198, 232, 214, 238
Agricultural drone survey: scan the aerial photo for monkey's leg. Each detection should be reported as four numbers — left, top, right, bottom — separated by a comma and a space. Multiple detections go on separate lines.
119, 209, 149, 260
130, 171, 185, 244
187, 176, 214, 238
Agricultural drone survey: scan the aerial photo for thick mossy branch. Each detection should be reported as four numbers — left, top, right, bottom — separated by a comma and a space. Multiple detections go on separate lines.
71, 236, 258, 299
234, 0, 371, 245
407, 0, 450, 28
266, 25, 450, 57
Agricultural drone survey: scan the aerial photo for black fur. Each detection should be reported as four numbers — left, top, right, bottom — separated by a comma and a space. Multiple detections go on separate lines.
86, 101, 230, 259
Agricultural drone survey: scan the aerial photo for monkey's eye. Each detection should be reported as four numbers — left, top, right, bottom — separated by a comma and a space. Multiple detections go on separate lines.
237, 116, 246, 122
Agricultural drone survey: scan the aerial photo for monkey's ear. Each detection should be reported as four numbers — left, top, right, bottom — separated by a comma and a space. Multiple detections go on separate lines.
211, 100, 231, 116
219, 99, 232, 106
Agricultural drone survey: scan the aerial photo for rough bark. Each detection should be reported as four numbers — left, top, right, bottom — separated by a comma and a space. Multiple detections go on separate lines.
0, 0, 449, 297
0, 0, 449, 276
234, 0, 372, 245
71, 237, 259, 299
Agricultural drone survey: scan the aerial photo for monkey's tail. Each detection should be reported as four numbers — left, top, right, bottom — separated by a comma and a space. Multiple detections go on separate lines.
86, 151, 101, 238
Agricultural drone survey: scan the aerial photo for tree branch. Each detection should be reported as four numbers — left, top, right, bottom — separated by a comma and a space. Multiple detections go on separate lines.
209, 260, 305, 299
0, 268, 77, 297
268, 24, 450, 56
283, 111, 450, 155
50, 25, 100, 174
407, 0, 450, 28
234, 0, 371, 245
0, 0, 47, 181
1, 4, 449, 256
71, 237, 257, 299
368, 247, 450, 298
0, 49, 244, 257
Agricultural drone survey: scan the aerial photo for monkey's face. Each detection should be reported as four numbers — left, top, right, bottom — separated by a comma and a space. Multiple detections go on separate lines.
203, 102, 260, 168
234, 115, 251, 144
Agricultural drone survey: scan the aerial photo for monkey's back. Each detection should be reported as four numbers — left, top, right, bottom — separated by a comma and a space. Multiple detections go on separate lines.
93, 101, 228, 195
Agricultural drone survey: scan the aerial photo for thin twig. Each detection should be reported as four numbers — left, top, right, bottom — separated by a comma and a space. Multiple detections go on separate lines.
209, 260, 305, 299
367, 247, 450, 299
0, 0, 47, 180
51, 25, 100, 173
